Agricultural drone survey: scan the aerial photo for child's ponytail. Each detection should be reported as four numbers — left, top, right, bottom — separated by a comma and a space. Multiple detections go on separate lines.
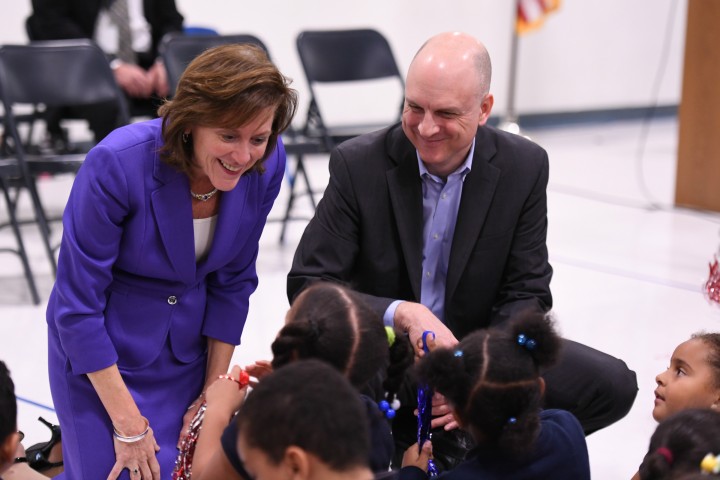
508, 309, 562, 370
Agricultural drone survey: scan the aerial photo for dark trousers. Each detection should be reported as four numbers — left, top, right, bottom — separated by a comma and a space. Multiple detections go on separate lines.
390, 338, 638, 471
44, 96, 160, 142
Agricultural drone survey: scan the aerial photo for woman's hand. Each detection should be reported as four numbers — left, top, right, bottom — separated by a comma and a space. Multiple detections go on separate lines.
107, 424, 161, 480
85, 366, 160, 479
401, 441, 433, 471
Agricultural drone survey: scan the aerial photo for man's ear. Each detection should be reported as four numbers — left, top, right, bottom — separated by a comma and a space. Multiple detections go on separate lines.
477, 93, 494, 126
284, 445, 310, 479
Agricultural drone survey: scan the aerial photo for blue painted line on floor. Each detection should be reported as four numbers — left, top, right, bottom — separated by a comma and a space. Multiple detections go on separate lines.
16, 395, 55, 413
552, 255, 702, 293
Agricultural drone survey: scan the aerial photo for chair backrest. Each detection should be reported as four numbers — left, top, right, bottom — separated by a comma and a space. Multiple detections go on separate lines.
295, 29, 405, 148
160, 33, 269, 97
296, 29, 403, 84
0, 40, 129, 123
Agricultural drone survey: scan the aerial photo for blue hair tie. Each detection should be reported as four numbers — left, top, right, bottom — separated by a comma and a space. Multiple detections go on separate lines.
453, 349, 463, 357
517, 333, 537, 351
378, 395, 401, 420
508, 417, 518, 425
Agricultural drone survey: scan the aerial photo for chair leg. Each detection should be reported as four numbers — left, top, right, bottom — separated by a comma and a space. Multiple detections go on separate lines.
279, 155, 301, 244
22, 176, 58, 276
1, 178, 41, 305
296, 157, 317, 209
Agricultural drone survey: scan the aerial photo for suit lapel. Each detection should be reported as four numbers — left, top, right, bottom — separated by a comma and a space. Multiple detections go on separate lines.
446, 128, 500, 300
386, 129, 423, 300
151, 153, 196, 284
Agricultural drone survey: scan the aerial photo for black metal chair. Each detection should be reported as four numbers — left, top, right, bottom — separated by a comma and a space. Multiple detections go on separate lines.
0, 40, 130, 277
160, 33, 324, 243
295, 28, 405, 151
160, 33, 270, 97
292, 29, 405, 237
0, 158, 40, 304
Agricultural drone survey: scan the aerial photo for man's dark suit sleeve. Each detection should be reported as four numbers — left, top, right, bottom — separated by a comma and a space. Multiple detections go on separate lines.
27, 0, 93, 40
489, 147, 552, 326
287, 146, 396, 316
146, 0, 184, 58
27, 0, 184, 59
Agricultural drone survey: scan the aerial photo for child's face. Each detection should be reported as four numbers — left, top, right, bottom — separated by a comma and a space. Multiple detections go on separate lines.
653, 339, 720, 421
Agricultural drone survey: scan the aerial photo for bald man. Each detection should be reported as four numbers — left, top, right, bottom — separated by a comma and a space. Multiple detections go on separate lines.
288, 32, 637, 470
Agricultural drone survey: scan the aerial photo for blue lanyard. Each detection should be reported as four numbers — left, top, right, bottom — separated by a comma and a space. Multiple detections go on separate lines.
417, 331, 439, 476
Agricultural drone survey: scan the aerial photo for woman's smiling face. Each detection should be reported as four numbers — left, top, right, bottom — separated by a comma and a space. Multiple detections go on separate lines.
189, 107, 274, 191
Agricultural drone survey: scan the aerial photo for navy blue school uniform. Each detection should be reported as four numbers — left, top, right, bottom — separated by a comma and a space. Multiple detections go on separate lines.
221, 394, 394, 476
399, 409, 590, 480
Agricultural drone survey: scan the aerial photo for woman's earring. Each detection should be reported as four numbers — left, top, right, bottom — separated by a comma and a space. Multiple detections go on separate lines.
182, 132, 189, 144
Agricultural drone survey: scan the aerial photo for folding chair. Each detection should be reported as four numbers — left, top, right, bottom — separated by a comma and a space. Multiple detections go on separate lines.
160, 33, 324, 243
293, 29, 405, 236
160, 33, 270, 97
296, 28, 405, 151
0, 158, 40, 304
0, 40, 130, 276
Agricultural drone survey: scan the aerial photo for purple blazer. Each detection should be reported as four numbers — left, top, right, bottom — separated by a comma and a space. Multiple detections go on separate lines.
46, 118, 285, 478
47, 118, 284, 374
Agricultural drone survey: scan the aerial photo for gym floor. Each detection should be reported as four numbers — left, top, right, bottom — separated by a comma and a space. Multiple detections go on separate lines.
1, 115, 718, 478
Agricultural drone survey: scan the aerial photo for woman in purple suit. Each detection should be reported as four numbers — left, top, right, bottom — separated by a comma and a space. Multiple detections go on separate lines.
45, 44, 297, 480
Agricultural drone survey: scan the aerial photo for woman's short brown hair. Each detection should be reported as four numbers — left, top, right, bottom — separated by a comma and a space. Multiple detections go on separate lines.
158, 43, 297, 175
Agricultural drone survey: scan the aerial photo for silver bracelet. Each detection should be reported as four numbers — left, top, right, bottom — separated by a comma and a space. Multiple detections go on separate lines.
113, 417, 150, 443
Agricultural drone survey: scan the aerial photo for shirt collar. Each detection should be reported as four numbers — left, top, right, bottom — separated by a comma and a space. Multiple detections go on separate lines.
417, 138, 475, 181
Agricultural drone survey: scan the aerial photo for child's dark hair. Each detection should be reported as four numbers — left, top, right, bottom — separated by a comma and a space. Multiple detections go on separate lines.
236, 359, 370, 470
638, 408, 720, 480
416, 309, 561, 455
272, 282, 411, 395
0, 361, 17, 443
690, 332, 720, 389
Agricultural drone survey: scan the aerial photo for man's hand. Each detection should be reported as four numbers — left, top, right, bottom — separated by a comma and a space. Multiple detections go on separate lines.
394, 301, 458, 357
429, 392, 460, 430
148, 60, 169, 98
113, 62, 153, 98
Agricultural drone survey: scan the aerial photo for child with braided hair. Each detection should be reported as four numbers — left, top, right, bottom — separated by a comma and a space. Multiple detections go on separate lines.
636, 408, 720, 479
191, 282, 413, 479
652, 333, 720, 423
399, 310, 590, 479
630, 332, 720, 480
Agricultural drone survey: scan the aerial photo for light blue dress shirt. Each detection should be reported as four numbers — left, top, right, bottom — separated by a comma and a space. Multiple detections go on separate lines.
383, 140, 475, 327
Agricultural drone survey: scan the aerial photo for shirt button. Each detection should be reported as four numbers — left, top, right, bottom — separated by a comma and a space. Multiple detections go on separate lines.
433, 233, 439, 240
167, 295, 177, 305
426, 271, 431, 278
441, 193, 447, 199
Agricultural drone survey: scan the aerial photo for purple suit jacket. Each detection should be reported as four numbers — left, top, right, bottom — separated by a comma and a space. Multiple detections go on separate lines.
47, 118, 284, 375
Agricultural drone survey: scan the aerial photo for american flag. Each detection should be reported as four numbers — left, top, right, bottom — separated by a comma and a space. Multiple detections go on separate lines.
516, 0, 561, 34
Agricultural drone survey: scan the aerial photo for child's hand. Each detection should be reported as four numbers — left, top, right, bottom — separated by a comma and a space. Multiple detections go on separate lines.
245, 360, 273, 387
204, 365, 248, 418
401, 440, 433, 471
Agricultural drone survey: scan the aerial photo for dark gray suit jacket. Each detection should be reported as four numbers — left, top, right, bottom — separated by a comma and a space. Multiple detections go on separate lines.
288, 123, 552, 339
